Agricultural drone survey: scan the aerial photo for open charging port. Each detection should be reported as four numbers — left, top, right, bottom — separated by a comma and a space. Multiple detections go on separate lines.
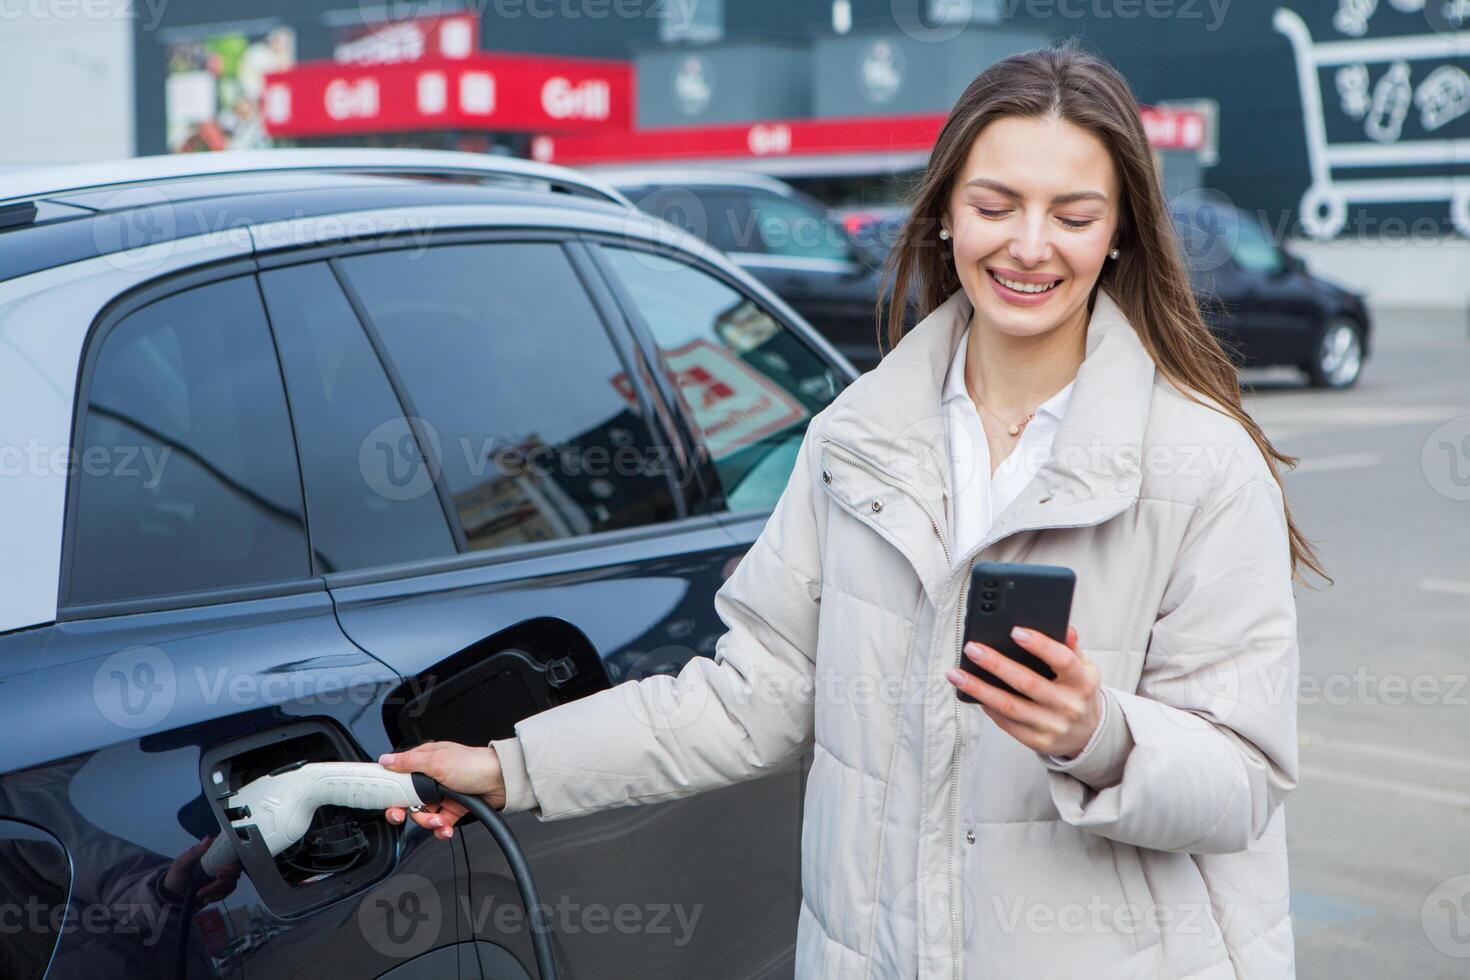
200, 719, 397, 917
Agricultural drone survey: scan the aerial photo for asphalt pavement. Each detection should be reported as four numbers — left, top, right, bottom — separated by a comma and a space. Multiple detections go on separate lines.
1239, 307, 1470, 979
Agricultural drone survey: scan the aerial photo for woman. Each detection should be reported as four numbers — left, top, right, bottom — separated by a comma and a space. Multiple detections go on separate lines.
380, 41, 1312, 979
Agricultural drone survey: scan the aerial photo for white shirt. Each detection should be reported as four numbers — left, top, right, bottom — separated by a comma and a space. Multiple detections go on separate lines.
941, 324, 1074, 565
942, 326, 1108, 766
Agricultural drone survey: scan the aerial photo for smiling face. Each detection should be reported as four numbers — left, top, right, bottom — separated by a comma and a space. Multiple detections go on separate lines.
941, 113, 1121, 341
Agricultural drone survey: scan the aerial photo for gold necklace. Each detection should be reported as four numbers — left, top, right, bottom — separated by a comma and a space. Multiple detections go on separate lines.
969, 391, 1035, 437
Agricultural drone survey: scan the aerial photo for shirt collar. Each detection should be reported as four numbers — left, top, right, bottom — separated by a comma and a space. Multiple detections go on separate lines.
941, 324, 1076, 424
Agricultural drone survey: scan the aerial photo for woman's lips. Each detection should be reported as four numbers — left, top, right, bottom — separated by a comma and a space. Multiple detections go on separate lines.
986, 268, 1062, 307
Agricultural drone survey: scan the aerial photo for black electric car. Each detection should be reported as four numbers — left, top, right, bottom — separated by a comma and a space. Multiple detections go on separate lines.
0, 150, 853, 979
1170, 197, 1371, 387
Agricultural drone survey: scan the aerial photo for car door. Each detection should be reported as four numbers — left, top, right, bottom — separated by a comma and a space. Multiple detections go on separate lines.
1179, 203, 1318, 367
0, 270, 469, 980
581, 237, 850, 958
1221, 208, 1322, 366
309, 233, 808, 979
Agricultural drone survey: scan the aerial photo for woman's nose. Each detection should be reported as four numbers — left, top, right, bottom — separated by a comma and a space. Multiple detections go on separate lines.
1007, 218, 1053, 266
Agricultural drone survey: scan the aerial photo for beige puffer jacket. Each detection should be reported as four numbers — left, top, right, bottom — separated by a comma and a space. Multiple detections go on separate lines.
492, 286, 1300, 979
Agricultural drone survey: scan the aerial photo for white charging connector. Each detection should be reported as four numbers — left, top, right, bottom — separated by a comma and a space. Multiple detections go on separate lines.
200, 762, 437, 876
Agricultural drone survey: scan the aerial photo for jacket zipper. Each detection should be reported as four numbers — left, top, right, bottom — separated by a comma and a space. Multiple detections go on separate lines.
949, 555, 975, 980
822, 442, 951, 566
823, 440, 970, 978
824, 440, 1130, 979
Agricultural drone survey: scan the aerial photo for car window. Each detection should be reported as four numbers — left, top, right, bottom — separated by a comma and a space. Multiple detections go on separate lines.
745, 191, 853, 262
632, 186, 753, 254
336, 242, 678, 551
68, 277, 310, 605
260, 262, 458, 573
1230, 209, 1285, 275
596, 245, 845, 512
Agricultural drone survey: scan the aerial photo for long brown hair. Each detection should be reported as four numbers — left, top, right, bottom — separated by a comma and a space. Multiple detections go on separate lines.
877, 38, 1326, 583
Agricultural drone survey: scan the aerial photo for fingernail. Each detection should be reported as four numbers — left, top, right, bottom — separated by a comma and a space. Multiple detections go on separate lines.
1011, 626, 1030, 641
378, 754, 395, 765
428, 816, 442, 828
946, 668, 963, 683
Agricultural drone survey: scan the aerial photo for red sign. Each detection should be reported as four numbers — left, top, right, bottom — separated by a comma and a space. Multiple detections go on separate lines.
612, 339, 808, 462
262, 54, 632, 136
532, 104, 1204, 166
1138, 106, 1207, 151
333, 10, 480, 65
532, 113, 950, 166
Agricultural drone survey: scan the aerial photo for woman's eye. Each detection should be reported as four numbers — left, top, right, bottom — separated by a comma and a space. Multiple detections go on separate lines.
972, 206, 1095, 229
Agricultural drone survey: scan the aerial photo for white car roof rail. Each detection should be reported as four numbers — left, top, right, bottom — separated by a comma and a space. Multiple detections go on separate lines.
592, 167, 798, 197
0, 148, 633, 210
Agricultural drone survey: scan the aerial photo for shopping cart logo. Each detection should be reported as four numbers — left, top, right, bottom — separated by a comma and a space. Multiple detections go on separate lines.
1273, 6, 1469, 239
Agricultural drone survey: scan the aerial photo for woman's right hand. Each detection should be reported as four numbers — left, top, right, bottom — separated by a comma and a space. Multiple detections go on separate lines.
378, 741, 506, 839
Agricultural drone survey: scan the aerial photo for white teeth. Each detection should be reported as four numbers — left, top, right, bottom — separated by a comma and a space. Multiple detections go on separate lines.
990, 271, 1059, 293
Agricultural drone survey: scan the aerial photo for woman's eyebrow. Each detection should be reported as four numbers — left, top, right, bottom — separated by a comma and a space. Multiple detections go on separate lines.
963, 177, 1108, 205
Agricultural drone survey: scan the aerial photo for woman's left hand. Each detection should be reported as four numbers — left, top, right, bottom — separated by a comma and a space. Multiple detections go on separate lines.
945, 625, 1102, 759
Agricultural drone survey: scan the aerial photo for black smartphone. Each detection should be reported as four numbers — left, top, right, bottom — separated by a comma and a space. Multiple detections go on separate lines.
957, 562, 1076, 703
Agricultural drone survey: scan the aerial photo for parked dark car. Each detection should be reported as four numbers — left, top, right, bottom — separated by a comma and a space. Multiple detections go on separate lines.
602, 170, 892, 370
1170, 197, 1371, 387
0, 150, 853, 979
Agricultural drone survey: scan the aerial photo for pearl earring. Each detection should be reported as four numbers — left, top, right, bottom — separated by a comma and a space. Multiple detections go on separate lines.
939, 228, 951, 240
1108, 247, 1119, 259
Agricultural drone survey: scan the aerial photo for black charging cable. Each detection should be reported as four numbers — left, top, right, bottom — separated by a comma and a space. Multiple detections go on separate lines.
413, 776, 559, 980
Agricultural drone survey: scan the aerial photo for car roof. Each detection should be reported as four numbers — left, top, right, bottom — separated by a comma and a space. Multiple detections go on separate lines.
593, 168, 798, 196
0, 148, 633, 210
0, 164, 637, 285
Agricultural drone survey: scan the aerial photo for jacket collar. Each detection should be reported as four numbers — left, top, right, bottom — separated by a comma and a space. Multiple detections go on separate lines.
821, 285, 1156, 569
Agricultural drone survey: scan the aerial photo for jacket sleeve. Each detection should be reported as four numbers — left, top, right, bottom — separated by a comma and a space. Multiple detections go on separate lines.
1043, 477, 1300, 854
491, 418, 827, 820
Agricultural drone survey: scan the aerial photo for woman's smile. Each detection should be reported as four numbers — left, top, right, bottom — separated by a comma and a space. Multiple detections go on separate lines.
985, 267, 1066, 306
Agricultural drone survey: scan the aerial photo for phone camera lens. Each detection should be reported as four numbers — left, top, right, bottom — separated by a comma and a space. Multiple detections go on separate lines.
981, 590, 997, 601
982, 578, 999, 589
980, 602, 996, 614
